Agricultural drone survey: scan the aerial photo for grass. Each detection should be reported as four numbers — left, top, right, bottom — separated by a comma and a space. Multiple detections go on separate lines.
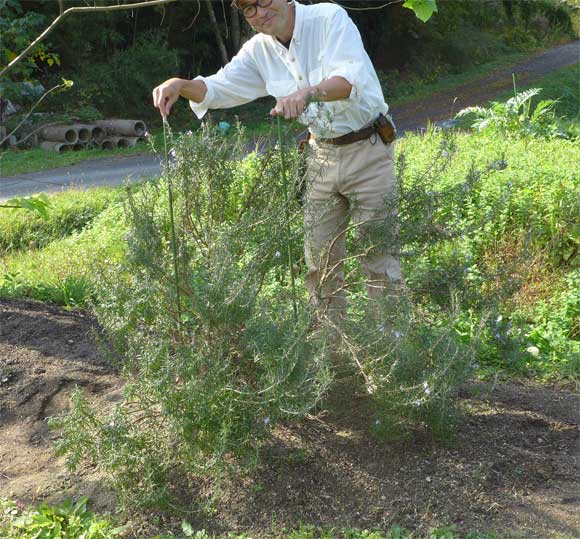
0, 185, 123, 254
0, 195, 128, 306
0, 131, 165, 178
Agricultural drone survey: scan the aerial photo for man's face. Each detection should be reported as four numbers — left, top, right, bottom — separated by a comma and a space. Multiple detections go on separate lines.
240, 0, 293, 39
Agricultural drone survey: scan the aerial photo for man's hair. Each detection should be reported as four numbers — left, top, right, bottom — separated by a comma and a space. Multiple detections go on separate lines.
231, 0, 293, 9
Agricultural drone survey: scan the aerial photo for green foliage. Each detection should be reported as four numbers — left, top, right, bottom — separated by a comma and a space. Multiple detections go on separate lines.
0, 193, 50, 219
52, 32, 179, 118
0, 0, 55, 99
522, 270, 580, 378
0, 187, 121, 254
0, 199, 128, 306
4, 118, 578, 513
50, 123, 332, 508
399, 127, 580, 377
456, 88, 567, 139
359, 301, 473, 440
508, 64, 580, 123
378, 0, 575, 95
403, 0, 438, 23
0, 497, 125, 539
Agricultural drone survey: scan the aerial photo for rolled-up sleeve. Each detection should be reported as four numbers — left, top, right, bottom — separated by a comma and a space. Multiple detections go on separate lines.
190, 43, 268, 119
321, 8, 370, 100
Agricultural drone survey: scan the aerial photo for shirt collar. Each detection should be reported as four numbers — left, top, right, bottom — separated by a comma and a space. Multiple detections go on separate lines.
292, 1, 304, 46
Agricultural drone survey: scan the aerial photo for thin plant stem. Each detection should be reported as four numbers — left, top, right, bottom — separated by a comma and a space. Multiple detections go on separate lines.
276, 116, 298, 322
162, 118, 183, 335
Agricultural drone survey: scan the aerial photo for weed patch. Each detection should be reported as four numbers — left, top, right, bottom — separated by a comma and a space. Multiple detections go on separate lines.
0, 186, 122, 254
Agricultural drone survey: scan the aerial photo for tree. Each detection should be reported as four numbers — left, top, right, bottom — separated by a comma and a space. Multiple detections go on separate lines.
1, 0, 438, 78
0, 0, 177, 79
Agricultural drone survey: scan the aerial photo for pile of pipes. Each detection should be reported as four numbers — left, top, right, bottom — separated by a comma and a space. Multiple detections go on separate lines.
39, 119, 147, 153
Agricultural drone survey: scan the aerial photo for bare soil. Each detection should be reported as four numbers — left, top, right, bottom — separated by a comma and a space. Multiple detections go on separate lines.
0, 298, 579, 538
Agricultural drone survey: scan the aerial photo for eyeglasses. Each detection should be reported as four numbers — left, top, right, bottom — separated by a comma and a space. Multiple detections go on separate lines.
237, 0, 273, 18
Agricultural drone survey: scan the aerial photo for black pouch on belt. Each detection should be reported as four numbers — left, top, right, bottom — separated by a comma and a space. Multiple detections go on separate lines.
373, 113, 397, 144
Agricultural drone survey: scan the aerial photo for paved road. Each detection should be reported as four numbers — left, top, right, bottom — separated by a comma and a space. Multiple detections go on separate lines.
1, 40, 578, 201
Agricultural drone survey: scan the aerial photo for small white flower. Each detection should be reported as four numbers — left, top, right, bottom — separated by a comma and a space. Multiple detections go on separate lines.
423, 381, 431, 396
169, 149, 176, 159
442, 150, 450, 158
274, 251, 282, 258
412, 399, 422, 406
526, 346, 540, 357
392, 330, 403, 339
263, 417, 271, 426
375, 419, 381, 426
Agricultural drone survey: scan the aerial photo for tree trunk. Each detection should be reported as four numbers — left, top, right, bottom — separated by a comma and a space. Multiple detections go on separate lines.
206, 0, 229, 65
230, 5, 241, 55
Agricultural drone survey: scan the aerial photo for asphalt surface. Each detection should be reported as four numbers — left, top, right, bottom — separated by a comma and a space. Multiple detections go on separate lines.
1, 40, 578, 201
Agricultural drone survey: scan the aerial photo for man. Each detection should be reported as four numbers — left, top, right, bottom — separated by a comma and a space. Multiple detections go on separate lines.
153, 0, 402, 319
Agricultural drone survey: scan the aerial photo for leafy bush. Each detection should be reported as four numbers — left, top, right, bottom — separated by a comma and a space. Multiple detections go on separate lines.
7, 119, 578, 512
456, 88, 568, 139
50, 123, 332, 508
48, 31, 179, 118
521, 270, 580, 378
48, 122, 489, 509
0, 497, 124, 539
0, 0, 56, 102
398, 127, 580, 376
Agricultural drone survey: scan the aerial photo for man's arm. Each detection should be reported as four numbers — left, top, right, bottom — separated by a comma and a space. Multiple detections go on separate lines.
270, 76, 352, 120
153, 78, 208, 118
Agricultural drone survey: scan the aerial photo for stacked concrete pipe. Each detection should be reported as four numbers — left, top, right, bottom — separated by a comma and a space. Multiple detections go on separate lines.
40, 141, 73, 153
36, 120, 147, 152
101, 136, 130, 149
95, 119, 147, 137
126, 136, 147, 147
73, 124, 106, 145
41, 125, 78, 144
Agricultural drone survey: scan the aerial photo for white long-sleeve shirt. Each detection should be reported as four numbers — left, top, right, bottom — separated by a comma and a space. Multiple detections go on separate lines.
189, 1, 389, 139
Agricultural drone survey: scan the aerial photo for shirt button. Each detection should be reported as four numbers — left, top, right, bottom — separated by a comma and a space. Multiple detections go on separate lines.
290, 58, 295, 62
298, 76, 303, 81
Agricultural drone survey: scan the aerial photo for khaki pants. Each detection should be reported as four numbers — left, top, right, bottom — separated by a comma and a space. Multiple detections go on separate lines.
303, 137, 402, 316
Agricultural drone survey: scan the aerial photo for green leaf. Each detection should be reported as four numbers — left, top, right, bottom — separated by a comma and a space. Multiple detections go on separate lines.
3, 194, 50, 218
182, 521, 195, 537
403, 0, 438, 22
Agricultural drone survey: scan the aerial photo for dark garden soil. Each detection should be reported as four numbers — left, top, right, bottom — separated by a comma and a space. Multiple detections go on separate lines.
0, 298, 578, 537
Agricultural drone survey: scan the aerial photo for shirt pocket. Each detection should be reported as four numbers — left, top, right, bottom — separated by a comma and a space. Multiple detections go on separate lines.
265, 79, 298, 98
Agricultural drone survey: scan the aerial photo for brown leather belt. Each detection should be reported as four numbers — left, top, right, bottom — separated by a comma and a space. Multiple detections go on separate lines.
314, 125, 376, 146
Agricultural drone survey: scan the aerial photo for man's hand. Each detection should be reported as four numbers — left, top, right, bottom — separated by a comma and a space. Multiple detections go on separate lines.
270, 88, 316, 119
153, 78, 184, 118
